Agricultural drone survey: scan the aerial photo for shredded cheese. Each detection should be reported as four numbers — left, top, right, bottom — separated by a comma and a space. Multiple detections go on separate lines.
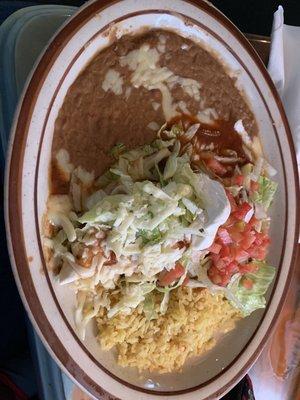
102, 69, 123, 95
120, 44, 202, 121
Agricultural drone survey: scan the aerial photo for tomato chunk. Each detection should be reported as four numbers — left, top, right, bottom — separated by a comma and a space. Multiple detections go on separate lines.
214, 258, 226, 271
205, 158, 227, 176
208, 243, 222, 254
158, 262, 185, 286
242, 277, 254, 290
227, 261, 239, 274
207, 185, 271, 288
233, 174, 244, 186
248, 244, 268, 260
240, 232, 256, 250
211, 253, 221, 264
218, 228, 233, 245
220, 245, 230, 258
239, 263, 259, 274
233, 202, 252, 220
182, 276, 190, 287
208, 266, 223, 285
226, 191, 238, 212
254, 232, 270, 246
234, 249, 249, 263
250, 180, 259, 192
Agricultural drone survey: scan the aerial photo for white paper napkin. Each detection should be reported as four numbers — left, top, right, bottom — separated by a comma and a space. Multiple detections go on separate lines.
268, 5, 300, 177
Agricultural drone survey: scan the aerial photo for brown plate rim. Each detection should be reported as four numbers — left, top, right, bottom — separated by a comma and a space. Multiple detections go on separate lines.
5, 0, 300, 399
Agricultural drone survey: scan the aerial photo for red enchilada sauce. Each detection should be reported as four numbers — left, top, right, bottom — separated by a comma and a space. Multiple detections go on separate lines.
169, 115, 249, 178
195, 121, 247, 159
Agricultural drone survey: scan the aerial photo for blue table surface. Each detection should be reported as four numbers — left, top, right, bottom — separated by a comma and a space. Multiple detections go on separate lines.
0, 4, 78, 400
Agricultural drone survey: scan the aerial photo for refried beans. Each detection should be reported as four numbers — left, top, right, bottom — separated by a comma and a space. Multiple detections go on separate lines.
51, 29, 256, 192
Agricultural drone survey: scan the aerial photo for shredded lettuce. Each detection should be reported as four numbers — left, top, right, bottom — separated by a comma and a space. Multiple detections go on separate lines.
66, 148, 229, 287
85, 189, 106, 210
163, 153, 178, 180
143, 293, 158, 320
153, 138, 175, 149
251, 176, 277, 210
226, 262, 276, 316
168, 124, 183, 138
75, 290, 110, 340
182, 123, 200, 141
110, 143, 127, 158
160, 291, 170, 314
78, 194, 133, 224
154, 163, 166, 186
96, 170, 119, 188
251, 157, 264, 182
48, 212, 76, 242
107, 283, 155, 318
137, 227, 163, 246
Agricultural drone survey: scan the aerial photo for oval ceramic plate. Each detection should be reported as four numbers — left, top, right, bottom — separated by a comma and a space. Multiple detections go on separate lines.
5, 1, 299, 399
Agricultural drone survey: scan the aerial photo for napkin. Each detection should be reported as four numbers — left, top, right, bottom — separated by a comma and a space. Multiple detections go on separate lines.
268, 5, 300, 177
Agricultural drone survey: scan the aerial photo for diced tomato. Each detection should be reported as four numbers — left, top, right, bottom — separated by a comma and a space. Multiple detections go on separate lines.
182, 276, 190, 287
208, 266, 223, 285
229, 228, 244, 243
250, 180, 259, 192
221, 256, 234, 266
208, 243, 222, 254
219, 245, 230, 258
227, 261, 239, 274
243, 216, 258, 232
240, 233, 256, 250
247, 244, 267, 260
219, 270, 232, 286
242, 277, 254, 290
235, 249, 249, 263
211, 253, 221, 264
218, 228, 233, 245
264, 234, 271, 244
207, 194, 271, 288
248, 216, 258, 227
104, 250, 117, 266
205, 157, 227, 176
239, 263, 259, 274
221, 277, 231, 286
233, 202, 252, 220
209, 258, 237, 286
254, 232, 270, 247
228, 246, 238, 261
158, 262, 185, 286
214, 258, 227, 271
226, 191, 238, 212
233, 174, 244, 186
